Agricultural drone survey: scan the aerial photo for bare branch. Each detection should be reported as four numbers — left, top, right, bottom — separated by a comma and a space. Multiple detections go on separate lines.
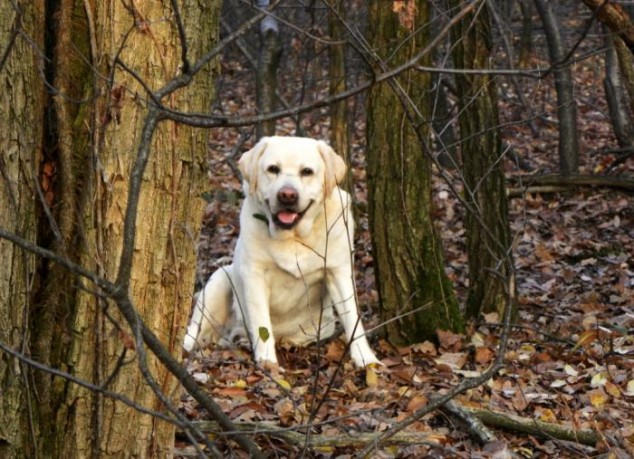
170, 0, 191, 74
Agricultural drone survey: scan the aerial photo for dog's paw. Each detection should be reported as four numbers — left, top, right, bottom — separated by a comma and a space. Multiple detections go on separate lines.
350, 343, 381, 368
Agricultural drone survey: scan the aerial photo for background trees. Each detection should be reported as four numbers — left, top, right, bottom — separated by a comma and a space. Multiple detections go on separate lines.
1, 0, 633, 457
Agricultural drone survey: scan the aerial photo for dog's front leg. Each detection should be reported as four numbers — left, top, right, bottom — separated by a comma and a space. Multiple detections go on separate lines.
183, 266, 233, 352
327, 269, 380, 367
234, 269, 278, 367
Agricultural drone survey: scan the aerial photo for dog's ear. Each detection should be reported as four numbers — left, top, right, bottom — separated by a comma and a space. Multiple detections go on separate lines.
239, 138, 269, 193
317, 141, 347, 197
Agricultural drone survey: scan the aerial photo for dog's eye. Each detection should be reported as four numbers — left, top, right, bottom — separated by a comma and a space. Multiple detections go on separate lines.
267, 165, 280, 175
300, 167, 314, 177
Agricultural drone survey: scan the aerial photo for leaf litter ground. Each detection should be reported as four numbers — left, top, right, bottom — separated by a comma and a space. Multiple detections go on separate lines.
178, 44, 633, 459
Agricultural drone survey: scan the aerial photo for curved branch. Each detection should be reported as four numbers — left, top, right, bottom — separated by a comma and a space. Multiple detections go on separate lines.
581, 0, 634, 53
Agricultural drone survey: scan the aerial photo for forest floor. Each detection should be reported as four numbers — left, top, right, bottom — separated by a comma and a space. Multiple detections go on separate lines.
177, 30, 634, 459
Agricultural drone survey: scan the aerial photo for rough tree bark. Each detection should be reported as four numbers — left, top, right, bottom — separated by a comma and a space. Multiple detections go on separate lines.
450, 0, 514, 319
535, 0, 579, 175
0, 2, 45, 457
366, 0, 463, 345
581, 0, 634, 53
0, 1, 219, 457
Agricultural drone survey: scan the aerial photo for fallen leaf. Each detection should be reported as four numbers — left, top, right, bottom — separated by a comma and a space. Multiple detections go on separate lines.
538, 408, 557, 423
437, 329, 463, 351
410, 341, 437, 356
215, 387, 248, 399
258, 327, 270, 342
535, 243, 554, 262
605, 381, 621, 398
471, 332, 486, 347
366, 363, 381, 387
274, 398, 295, 425
475, 346, 494, 364
588, 388, 608, 409
275, 378, 291, 391
574, 329, 598, 349
406, 394, 428, 412
434, 352, 468, 370
325, 340, 345, 362
483, 312, 499, 323
192, 373, 210, 384
591, 371, 608, 388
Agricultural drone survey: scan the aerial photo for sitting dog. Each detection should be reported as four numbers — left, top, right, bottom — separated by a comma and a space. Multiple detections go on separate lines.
183, 136, 379, 368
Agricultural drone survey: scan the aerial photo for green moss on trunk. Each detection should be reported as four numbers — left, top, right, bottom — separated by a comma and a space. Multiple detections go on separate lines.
449, 2, 515, 319
366, 1, 464, 346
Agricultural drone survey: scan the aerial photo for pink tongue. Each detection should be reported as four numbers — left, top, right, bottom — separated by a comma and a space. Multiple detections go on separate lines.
277, 211, 299, 225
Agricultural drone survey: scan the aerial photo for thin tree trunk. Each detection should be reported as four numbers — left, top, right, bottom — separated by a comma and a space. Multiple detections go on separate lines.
0, 2, 45, 457
613, 34, 634, 124
450, 0, 514, 319
367, 1, 463, 345
535, 0, 579, 175
256, 0, 281, 137
604, 30, 634, 148
328, 1, 350, 176
518, 0, 534, 67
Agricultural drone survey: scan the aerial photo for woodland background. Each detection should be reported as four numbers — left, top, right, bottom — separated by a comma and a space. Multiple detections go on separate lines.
0, 1, 632, 458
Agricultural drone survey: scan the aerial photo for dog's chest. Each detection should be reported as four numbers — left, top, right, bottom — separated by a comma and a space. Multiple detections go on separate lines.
270, 241, 327, 280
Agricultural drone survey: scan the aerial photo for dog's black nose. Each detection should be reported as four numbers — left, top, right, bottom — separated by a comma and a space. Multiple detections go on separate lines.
278, 187, 298, 205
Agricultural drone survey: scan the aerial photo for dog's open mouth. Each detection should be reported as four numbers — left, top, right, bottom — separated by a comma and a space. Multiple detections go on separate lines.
274, 210, 300, 228
272, 201, 314, 230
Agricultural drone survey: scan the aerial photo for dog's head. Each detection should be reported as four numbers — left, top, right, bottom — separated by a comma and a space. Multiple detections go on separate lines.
239, 136, 346, 238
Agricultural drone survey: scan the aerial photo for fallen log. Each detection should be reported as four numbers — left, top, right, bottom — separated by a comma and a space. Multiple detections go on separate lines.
174, 404, 603, 453
464, 406, 601, 447
507, 174, 634, 197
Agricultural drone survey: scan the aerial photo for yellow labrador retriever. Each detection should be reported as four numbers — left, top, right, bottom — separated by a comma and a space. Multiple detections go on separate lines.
183, 136, 379, 368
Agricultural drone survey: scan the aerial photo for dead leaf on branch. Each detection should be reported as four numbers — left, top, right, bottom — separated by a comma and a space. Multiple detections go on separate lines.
392, 0, 417, 30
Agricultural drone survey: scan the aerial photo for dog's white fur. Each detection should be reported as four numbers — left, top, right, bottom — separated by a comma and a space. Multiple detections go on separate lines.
183, 136, 379, 368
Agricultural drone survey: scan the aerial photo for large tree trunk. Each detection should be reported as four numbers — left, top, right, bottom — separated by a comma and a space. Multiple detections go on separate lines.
450, 1, 514, 319
366, 1, 463, 345
0, 2, 45, 457
1, 1, 219, 457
